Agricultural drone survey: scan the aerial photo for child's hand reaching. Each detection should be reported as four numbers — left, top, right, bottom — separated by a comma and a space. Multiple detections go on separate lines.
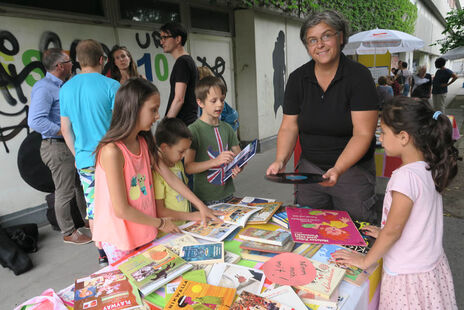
332, 249, 368, 270
214, 151, 235, 166
158, 217, 181, 234
199, 207, 223, 227
361, 225, 381, 238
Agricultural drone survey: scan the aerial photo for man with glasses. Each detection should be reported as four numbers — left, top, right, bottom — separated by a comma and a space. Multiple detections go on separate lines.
60, 40, 119, 266
160, 22, 198, 126
28, 48, 91, 244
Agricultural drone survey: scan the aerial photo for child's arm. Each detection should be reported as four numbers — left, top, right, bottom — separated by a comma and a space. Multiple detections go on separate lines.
155, 199, 202, 222
100, 143, 165, 229
332, 191, 413, 270
230, 145, 243, 177
184, 148, 235, 174
154, 158, 221, 224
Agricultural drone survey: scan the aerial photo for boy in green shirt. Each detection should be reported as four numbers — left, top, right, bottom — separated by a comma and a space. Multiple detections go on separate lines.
185, 76, 242, 205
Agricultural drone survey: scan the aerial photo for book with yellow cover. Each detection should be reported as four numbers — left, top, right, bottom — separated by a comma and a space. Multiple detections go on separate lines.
165, 279, 236, 310
247, 202, 282, 225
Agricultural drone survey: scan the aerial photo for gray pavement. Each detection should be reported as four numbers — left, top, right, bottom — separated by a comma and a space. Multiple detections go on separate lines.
2, 80, 463, 309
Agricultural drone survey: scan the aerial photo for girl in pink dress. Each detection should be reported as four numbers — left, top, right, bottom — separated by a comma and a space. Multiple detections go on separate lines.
333, 97, 458, 309
92, 78, 219, 264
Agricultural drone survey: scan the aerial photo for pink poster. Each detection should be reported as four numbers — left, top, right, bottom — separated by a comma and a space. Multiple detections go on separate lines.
287, 207, 366, 246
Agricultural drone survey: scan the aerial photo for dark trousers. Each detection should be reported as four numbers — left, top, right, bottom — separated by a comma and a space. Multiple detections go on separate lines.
40, 140, 87, 235
295, 157, 378, 223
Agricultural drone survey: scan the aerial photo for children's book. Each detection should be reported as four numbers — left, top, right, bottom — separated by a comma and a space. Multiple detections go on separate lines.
207, 263, 265, 295
118, 244, 193, 296
261, 285, 308, 310
224, 250, 241, 264
74, 270, 144, 310
239, 238, 295, 253
295, 259, 345, 299
311, 244, 376, 286
247, 202, 282, 225
165, 270, 208, 303
208, 203, 260, 227
223, 139, 258, 182
180, 242, 224, 264
343, 220, 376, 254
180, 220, 239, 242
271, 208, 289, 229
296, 286, 348, 309
239, 227, 291, 246
163, 234, 200, 256
292, 243, 323, 258
240, 249, 278, 262
238, 196, 276, 205
230, 291, 293, 310
287, 207, 366, 246
164, 279, 236, 310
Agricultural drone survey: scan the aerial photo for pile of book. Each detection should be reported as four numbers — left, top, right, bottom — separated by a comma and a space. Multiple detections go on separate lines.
238, 227, 294, 262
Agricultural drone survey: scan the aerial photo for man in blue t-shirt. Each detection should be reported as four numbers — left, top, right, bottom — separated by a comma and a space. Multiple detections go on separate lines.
432, 57, 458, 113
60, 39, 120, 266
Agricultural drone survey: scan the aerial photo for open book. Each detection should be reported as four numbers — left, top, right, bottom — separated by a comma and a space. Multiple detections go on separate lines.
208, 203, 260, 227
222, 139, 258, 182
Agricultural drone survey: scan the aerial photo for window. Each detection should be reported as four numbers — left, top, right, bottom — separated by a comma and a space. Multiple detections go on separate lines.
120, 0, 180, 24
190, 7, 230, 33
0, 0, 104, 16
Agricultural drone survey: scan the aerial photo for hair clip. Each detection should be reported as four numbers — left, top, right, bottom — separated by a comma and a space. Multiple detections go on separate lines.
432, 111, 442, 120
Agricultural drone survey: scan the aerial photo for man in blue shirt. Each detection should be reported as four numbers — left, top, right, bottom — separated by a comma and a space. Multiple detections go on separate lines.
28, 48, 91, 244
60, 39, 120, 266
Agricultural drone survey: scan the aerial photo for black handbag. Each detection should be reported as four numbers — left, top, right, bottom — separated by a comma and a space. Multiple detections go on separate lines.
4, 223, 39, 253
0, 227, 33, 275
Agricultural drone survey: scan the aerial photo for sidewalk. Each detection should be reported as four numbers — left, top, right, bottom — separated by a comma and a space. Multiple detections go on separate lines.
2, 84, 463, 308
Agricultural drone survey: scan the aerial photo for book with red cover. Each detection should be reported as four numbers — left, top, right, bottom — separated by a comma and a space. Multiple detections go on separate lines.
286, 207, 366, 246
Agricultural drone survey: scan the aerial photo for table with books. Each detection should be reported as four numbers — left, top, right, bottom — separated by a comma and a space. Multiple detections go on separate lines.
22, 197, 382, 310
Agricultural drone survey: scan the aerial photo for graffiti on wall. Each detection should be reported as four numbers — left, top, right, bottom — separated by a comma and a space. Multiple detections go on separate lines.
272, 30, 285, 116
135, 31, 169, 82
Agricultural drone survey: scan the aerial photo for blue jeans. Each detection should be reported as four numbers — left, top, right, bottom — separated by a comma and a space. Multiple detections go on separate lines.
402, 84, 410, 96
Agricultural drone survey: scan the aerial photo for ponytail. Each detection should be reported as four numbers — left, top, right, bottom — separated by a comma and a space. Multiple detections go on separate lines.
382, 97, 460, 192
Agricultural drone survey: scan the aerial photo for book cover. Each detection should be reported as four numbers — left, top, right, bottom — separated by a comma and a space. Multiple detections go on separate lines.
230, 291, 293, 310
208, 203, 260, 227
224, 251, 241, 264
271, 209, 289, 229
165, 270, 208, 303
165, 280, 236, 310
207, 263, 265, 295
295, 259, 345, 299
239, 227, 291, 246
238, 196, 276, 205
239, 239, 295, 253
163, 234, 200, 256
247, 202, 282, 225
311, 244, 375, 286
74, 270, 144, 310
180, 242, 224, 264
261, 285, 308, 310
292, 243, 323, 259
222, 139, 257, 182
118, 244, 193, 296
240, 249, 278, 262
287, 208, 366, 246
344, 220, 376, 254
180, 221, 239, 242
296, 287, 349, 310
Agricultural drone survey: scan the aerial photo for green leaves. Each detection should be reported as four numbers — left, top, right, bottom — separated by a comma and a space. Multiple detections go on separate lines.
432, 10, 464, 54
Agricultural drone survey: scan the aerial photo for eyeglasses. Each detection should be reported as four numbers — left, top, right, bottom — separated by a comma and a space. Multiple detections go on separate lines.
306, 31, 339, 47
56, 60, 72, 66
160, 35, 174, 41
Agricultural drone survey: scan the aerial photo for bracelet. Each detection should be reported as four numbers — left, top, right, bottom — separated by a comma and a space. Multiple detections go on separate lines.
158, 218, 165, 230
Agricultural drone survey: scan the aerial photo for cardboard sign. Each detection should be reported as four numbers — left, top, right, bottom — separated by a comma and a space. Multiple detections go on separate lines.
262, 253, 316, 286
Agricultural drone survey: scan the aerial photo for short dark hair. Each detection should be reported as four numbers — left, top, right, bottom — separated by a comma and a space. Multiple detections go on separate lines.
155, 117, 192, 147
42, 48, 66, 72
378, 76, 387, 85
401, 62, 408, 68
195, 76, 227, 102
160, 22, 188, 46
435, 57, 446, 68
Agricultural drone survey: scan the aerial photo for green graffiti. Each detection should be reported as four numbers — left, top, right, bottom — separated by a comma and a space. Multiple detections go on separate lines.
154, 54, 168, 81
22, 49, 44, 87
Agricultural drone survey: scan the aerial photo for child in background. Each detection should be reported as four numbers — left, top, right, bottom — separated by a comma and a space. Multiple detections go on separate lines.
154, 118, 192, 224
92, 78, 219, 264
333, 97, 458, 309
184, 76, 242, 205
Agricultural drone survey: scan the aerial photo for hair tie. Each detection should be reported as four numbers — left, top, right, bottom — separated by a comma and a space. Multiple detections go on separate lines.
432, 111, 442, 120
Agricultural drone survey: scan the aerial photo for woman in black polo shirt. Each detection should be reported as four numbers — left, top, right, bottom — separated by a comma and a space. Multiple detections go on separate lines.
266, 10, 379, 222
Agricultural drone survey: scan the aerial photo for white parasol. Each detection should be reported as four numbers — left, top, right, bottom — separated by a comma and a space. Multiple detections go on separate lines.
441, 46, 464, 61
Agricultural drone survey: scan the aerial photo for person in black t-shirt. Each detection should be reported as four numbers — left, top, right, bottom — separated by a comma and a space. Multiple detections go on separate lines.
432, 57, 457, 113
160, 22, 198, 126
266, 10, 379, 223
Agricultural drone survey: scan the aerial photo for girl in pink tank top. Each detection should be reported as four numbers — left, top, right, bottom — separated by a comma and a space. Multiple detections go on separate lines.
92, 78, 220, 264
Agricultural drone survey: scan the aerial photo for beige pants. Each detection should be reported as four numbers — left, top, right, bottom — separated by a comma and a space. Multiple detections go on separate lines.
432, 93, 447, 112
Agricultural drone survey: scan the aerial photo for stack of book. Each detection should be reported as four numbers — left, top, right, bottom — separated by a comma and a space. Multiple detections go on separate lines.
271, 208, 289, 229
238, 227, 294, 262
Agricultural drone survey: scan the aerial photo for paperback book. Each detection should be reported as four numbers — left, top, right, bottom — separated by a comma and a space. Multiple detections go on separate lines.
240, 249, 278, 262
223, 139, 258, 182
164, 270, 208, 304
230, 291, 293, 310
207, 263, 265, 295
344, 220, 376, 254
261, 285, 308, 310
296, 286, 348, 309
239, 227, 291, 246
165, 280, 236, 310
239, 238, 295, 253
295, 259, 345, 299
74, 270, 144, 310
287, 208, 366, 246
271, 208, 289, 229
163, 234, 199, 256
247, 202, 282, 225
238, 196, 276, 205
118, 244, 193, 296
180, 242, 224, 264
180, 220, 239, 242
208, 203, 260, 227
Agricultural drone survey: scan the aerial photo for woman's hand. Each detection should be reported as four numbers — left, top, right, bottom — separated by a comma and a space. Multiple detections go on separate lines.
332, 249, 368, 270
320, 166, 341, 187
158, 217, 181, 234
361, 225, 381, 239
266, 160, 285, 175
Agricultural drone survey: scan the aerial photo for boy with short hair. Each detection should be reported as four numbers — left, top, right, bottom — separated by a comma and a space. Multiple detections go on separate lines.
184, 76, 242, 205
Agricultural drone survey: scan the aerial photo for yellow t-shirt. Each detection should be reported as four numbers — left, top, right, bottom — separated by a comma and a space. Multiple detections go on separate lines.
153, 161, 190, 218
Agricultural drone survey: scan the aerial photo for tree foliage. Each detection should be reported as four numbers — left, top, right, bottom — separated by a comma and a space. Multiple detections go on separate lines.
433, 9, 464, 54
238, 0, 417, 34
